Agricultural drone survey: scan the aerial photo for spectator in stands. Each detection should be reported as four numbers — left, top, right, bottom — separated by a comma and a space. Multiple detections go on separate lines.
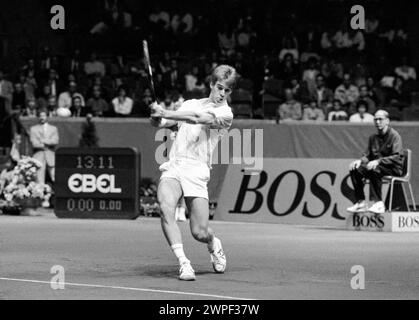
43, 69, 62, 99
302, 100, 325, 122
58, 81, 85, 110
349, 101, 374, 123
277, 88, 302, 121
347, 110, 404, 214
22, 58, 37, 78
236, 22, 256, 53
300, 42, 320, 64
86, 76, 111, 102
39, 46, 53, 78
0, 99, 12, 150
47, 96, 58, 117
184, 65, 206, 94
158, 52, 172, 75
23, 70, 37, 100
385, 75, 410, 109
321, 58, 344, 90
112, 85, 133, 117
357, 85, 377, 114
394, 56, 417, 81
288, 77, 309, 102
320, 28, 333, 53
71, 96, 89, 117
180, 7, 194, 34
50, 56, 62, 76
0, 69, 13, 113
279, 34, 299, 62
351, 30, 366, 52
366, 76, 385, 107
309, 74, 334, 113
67, 48, 83, 76
109, 54, 130, 77
328, 99, 348, 121
185, 65, 199, 92
23, 97, 38, 118
86, 86, 109, 117
278, 53, 300, 83
172, 91, 185, 110
170, 9, 181, 34
29, 109, 59, 184
37, 84, 52, 111
333, 24, 352, 51
218, 25, 236, 58
84, 53, 106, 77
164, 59, 183, 91
156, 7, 171, 30
0, 134, 22, 192
334, 73, 359, 108
12, 83, 26, 113
159, 94, 175, 111
366, 15, 379, 35
91, 1, 132, 34
302, 57, 320, 96
134, 88, 154, 118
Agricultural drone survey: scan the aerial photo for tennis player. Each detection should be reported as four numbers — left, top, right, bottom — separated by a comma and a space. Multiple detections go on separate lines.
150, 65, 237, 281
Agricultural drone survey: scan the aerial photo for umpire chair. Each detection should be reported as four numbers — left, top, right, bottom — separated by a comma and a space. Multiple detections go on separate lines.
383, 149, 417, 212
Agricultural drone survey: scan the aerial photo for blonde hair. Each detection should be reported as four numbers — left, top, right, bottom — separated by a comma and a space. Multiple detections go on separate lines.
210, 65, 238, 89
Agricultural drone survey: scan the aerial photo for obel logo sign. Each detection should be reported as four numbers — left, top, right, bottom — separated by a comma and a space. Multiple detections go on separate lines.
68, 174, 122, 194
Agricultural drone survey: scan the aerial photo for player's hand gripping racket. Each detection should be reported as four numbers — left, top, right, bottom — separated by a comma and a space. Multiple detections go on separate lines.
143, 40, 159, 120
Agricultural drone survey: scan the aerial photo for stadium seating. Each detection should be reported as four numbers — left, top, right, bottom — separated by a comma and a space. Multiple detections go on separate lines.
230, 88, 253, 119
402, 107, 419, 121
411, 92, 419, 109
236, 78, 254, 91
386, 106, 402, 121
262, 94, 281, 119
263, 79, 283, 97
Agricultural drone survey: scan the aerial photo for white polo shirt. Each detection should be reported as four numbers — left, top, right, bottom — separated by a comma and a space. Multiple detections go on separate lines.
168, 98, 233, 168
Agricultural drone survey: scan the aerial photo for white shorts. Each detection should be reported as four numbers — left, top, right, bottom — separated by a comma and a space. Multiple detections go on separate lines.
159, 158, 210, 200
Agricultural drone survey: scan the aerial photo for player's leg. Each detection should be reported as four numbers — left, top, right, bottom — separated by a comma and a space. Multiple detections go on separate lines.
185, 197, 214, 244
348, 165, 369, 212
186, 196, 226, 273
158, 178, 195, 280
158, 178, 183, 245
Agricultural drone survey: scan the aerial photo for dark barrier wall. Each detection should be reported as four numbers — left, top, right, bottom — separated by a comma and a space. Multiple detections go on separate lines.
21, 118, 419, 203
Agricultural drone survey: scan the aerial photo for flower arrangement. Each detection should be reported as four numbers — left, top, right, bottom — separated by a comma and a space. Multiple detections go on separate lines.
0, 156, 52, 212
139, 178, 160, 217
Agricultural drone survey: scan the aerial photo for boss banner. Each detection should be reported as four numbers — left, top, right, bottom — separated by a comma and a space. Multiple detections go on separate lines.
215, 158, 358, 226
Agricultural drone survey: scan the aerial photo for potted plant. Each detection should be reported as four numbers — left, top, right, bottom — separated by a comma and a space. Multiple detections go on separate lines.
0, 156, 52, 216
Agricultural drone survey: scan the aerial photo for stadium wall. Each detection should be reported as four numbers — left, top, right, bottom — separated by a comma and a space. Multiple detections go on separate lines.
20, 118, 419, 225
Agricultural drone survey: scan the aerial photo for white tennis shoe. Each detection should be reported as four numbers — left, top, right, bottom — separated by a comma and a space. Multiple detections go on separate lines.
347, 200, 367, 213
209, 237, 226, 273
368, 201, 385, 214
179, 261, 196, 281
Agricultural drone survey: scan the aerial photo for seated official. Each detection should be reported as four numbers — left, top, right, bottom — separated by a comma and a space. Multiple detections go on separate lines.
347, 110, 404, 214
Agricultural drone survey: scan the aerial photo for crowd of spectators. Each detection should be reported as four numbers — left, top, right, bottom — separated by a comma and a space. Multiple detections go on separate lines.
0, 0, 418, 124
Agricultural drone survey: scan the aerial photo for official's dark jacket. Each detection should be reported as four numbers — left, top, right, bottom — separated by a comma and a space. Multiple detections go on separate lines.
361, 127, 404, 175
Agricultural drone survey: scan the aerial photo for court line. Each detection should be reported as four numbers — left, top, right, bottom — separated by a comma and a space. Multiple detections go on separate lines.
0, 277, 254, 300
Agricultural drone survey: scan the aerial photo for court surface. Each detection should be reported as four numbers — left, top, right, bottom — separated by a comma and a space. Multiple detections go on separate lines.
1, 210, 419, 300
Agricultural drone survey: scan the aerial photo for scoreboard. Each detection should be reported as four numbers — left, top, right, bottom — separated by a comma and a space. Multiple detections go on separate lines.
54, 148, 140, 219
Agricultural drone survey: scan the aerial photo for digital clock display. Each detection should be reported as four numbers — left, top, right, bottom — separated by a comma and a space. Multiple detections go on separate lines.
54, 148, 140, 219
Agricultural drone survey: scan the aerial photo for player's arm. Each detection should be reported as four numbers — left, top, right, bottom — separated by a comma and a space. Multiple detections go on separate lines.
151, 103, 215, 125
149, 116, 177, 128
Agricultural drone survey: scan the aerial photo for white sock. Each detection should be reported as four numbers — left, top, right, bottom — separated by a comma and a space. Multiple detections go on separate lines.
207, 236, 217, 252
171, 244, 189, 265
